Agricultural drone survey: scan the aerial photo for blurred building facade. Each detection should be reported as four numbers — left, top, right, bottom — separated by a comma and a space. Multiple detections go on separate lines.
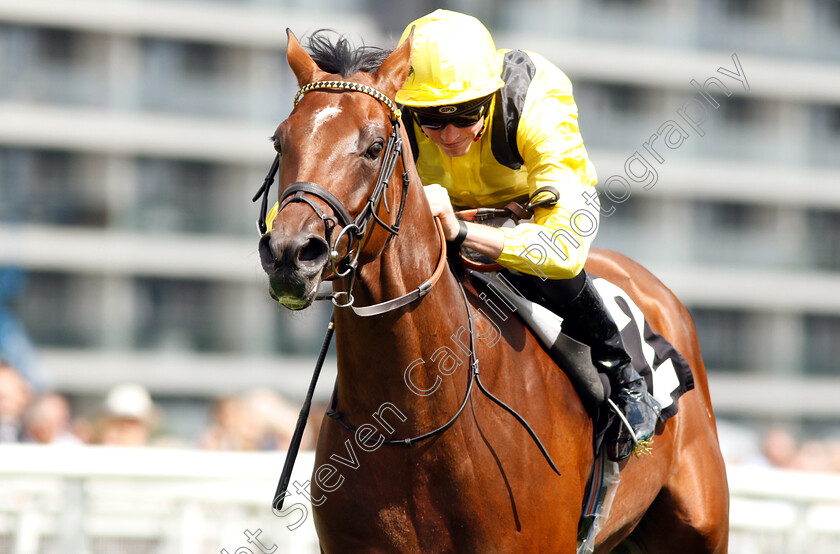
0, 0, 839, 433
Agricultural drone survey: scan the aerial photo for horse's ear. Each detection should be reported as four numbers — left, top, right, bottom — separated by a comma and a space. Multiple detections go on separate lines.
374, 29, 414, 99
286, 29, 327, 87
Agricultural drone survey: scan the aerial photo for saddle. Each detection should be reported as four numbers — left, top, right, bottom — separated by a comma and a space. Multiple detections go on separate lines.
454, 188, 693, 425
465, 270, 694, 427
467, 270, 606, 414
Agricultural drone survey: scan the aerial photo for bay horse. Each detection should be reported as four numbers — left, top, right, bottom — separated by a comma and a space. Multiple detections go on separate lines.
259, 30, 729, 553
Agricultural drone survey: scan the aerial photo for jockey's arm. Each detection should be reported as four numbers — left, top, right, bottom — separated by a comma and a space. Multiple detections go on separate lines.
423, 183, 504, 259
493, 68, 598, 280
424, 76, 599, 280
423, 183, 592, 280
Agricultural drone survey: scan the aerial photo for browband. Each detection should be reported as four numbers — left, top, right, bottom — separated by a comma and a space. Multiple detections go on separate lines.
294, 80, 402, 122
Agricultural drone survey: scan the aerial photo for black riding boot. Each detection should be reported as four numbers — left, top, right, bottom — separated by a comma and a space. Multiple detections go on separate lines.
555, 275, 662, 461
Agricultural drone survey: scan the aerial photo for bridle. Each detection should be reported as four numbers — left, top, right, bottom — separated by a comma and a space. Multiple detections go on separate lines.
263, 78, 561, 514
252, 80, 448, 316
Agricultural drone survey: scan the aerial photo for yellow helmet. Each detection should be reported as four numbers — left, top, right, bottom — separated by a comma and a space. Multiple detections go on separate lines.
396, 10, 505, 108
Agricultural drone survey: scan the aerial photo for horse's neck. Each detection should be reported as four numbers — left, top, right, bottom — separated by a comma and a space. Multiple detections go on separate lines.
332, 183, 469, 426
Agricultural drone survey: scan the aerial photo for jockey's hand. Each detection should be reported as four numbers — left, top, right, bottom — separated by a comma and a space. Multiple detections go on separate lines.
423, 184, 461, 241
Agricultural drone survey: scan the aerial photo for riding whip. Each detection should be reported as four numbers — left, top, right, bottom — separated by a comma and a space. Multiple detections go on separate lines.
272, 311, 335, 512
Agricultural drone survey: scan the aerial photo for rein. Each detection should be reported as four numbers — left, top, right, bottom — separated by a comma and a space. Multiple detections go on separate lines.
263, 79, 559, 513
326, 272, 562, 479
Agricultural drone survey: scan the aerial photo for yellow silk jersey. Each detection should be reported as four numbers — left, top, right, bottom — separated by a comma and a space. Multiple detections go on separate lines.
410, 50, 598, 280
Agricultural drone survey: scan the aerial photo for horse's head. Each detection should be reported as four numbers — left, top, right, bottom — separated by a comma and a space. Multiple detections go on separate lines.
258, 30, 413, 310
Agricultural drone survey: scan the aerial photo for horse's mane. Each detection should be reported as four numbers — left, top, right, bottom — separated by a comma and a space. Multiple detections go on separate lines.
306, 30, 392, 77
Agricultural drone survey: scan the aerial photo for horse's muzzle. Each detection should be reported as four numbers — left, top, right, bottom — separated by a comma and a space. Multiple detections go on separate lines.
259, 230, 329, 309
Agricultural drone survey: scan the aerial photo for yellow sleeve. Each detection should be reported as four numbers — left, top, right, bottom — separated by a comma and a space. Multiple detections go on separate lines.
494, 53, 598, 279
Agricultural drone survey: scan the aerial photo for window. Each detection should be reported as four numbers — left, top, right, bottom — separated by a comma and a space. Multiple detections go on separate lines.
597, 0, 647, 5
135, 159, 216, 233
815, 0, 840, 30
807, 209, 840, 270
605, 193, 644, 223
603, 84, 645, 114
829, 105, 840, 134
720, 96, 758, 125
35, 28, 80, 64
267, 302, 335, 355
17, 272, 92, 347
691, 308, 754, 371
0, 148, 105, 226
140, 38, 235, 116
134, 278, 223, 351
804, 315, 840, 374
182, 42, 222, 77
694, 201, 760, 233
722, 0, 763, 18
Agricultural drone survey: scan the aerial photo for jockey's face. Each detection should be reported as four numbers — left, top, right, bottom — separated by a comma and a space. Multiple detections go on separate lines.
421, 117, 484, 157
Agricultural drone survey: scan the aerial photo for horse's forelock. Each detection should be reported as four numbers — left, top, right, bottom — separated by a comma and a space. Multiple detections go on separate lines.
306, 30, 392, 78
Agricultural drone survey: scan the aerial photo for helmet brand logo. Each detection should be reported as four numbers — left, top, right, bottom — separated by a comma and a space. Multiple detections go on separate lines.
438, 106, 457, 114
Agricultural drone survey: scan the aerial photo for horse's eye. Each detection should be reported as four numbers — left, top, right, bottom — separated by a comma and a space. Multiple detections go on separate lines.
365, 141, 384, 160
273, 140, 282, 155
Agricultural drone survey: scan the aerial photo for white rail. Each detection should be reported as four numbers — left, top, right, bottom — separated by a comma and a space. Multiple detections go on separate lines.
2, 445, 840, 553
0, 444, 320, 554
727, 465, 840, 554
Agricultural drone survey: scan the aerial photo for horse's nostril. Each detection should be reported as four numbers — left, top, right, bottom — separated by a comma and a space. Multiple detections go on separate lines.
298, 237, 328, 264
259, 235, 275, 269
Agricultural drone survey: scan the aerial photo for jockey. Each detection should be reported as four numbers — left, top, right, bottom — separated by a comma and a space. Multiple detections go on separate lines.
396, 9, 661, 461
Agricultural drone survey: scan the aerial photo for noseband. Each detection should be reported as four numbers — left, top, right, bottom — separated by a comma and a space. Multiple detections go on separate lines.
253, 80, 447, 314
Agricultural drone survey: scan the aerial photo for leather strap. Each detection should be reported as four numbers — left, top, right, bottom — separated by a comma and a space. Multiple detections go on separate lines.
279, 181, 354, 227
350, 218, 448, 317
447, 220, 469, 250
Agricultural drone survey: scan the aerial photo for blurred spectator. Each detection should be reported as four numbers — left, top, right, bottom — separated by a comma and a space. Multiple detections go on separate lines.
245, 388, 298, 450
201, 389, 300, 451
201, 394, 263, 451
95, 384, 157, 447
828, 441, 840, 474
761, 426, 799, 469
0, 268, 46, 391
70, 417, 95, 445
305, 402, 327, 451
741, 426, 840, 474
792, 440, 834, 473
22, 393, 81, 445
0, 361, 30, 442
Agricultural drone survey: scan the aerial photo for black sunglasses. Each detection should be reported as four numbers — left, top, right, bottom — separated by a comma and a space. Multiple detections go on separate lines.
411, 102, 489, 130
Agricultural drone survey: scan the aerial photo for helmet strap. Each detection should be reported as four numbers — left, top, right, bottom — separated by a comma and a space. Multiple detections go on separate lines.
473, 120, 486, 141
